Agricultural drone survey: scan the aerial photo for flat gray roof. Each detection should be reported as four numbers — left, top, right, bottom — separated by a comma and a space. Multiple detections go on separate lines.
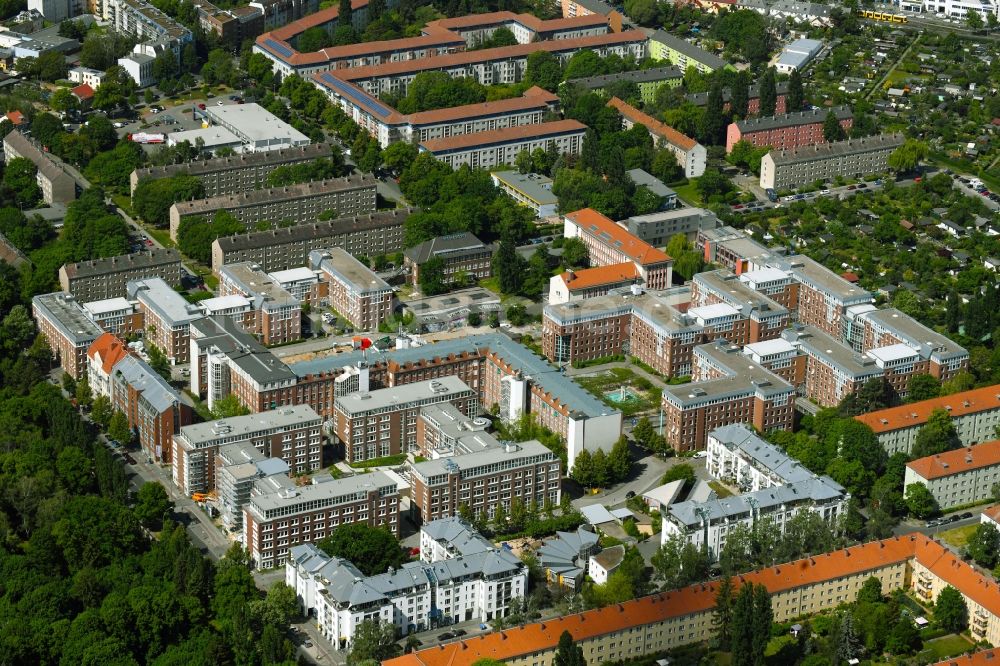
650, 30, 727, 69
781, 325, 881, 379
334, 376, 475, 415
693, 270, 789, 320
770, 255, 872, 304
32, 292, 103, 343
190, 316, 296, 385
859, 308, 968, 362
247, 470, 396, 514
662, 339, 794, 407
312, 247, 391, 294
218, 263, 299, 309
177, 404, 321, 446
203, 102, 310, 146
491, 170, 558, 206
128, 277, 204, 326
410, 439, 556, 480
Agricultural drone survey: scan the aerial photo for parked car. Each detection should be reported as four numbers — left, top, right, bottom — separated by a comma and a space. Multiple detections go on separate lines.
453, 630, 467, 637
625, 490, 636, 499
960, 512, 973, 519
438, 633, 454, 641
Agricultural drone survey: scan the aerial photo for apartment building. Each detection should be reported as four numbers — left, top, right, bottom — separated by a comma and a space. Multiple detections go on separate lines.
547, 263, 641, 305
3, 131, 77, 204
418, 120, 587, 170
760, 133, 905, 190
769, 254, 874, 339
309, 248, 394, 331
82, 297, 143, 337
410, 439, 561, 523
171, 404, 323, 496
251, 0, 319, 30
741, 337, 807, 387
268, 267, 323, 307
648, 29, 728, 73
491, 170, 559, 218
59, 248, 183, 301
418, 515, 494, 562
560, 0, 624, 26
726, 106, 853, 154
129, 143, 337, 196
188, 315, 297, 414
192, 0, 263, 45
32, 292, 104, 380
333, 377, 480, 463
129, 277, 203, 364
403, 232, 493, 289
414, 402, 494, 458
665, 435, 847, 556
697, 225, 776, 274
244, 470, 399, 569
855, 384, 1000, 455
905, 441, 1000, 510
392, 533, 1000, 666
686, 80, 791, 115
607, 97, 706, 178
288, 536, 526, 647
567, 65, 683, 102
215, 444, 288, 530
218, 263, 302, 345
661, 339, 796, 451
855, 307, 969, 381
102, 0, 192, 50
108, 354, 191, 462
622, 207, 719, 247
168, 175, 377, 240
781, 325, 889, 407
87, 332, 130, 399
563, 208, 673, 289
211, 209, 410, 275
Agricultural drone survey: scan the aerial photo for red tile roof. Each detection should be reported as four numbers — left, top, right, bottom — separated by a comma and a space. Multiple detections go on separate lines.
906, 440, 1000, 481
386, 535, 926, 666
983, 504, 1000, 526
915, 535, 1000, 620
560, 262, 639, 291
565, 208, 671, 267
606, 97, 698, 151
87, 332, 130, 375
840, 271, 859, 283
934, 650, 1000, 666
419, 119, 586, 153
71, 84, 94, 100
855, 384, 1000, 434
5, 110, 23, 125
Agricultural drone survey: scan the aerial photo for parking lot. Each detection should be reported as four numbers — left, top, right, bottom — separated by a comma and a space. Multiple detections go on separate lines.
114, 95, 246, 152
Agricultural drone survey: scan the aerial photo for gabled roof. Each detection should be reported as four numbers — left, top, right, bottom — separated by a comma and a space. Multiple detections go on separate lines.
71, 83, 94, 100
906, 441, 1000, 481
933, 650, 1000, 666
565, 208, 671, 267
607, 97, 698, 151
559, 262, 639, 291
87, 332, 130, 374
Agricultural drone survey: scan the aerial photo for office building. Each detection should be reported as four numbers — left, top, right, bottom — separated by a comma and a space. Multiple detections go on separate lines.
567, 66, 683, 103
547, 263, 641, 305
129, 277, 204, 363
774, 37, 823, 74
760, 133, 906, 190
129, 143, 338, 196
623, 208, 719, 247
855, 384, 1000, 456
59, 248, 183, 302
171, 404, 323, 496
410, 439, 561, 523
418, 120, 587, 170
854, 307, 969, 382
414, 402, 494, 458
491, 170, 559, 218
403, 232, 493, 289
200, 103, 310, 152
768, 254, 874, 339
244, 470, 399, 569
168, 175, 377, 241
563, 208, 673, 289
690, 269, 792, 342
608, 97, 706, 178
287, 535, 526, 647
727, 106, 853, 154
332, 376, 480, 463
218, 263, 302, 345
697, 225, 776, 274
3, 131, 77, 205
905, 441, 1000, 510
389, 533, 1000, 666
309, 248, 394, 331
268, 267, 323, 307
648, 29, 728, 72
215, 444, 288, 530
211, 209, 410, 275
32, 292, 104, 380
107, 354, 191, 462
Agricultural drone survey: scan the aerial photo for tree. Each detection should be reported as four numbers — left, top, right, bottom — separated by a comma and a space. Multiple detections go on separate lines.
418, 256, 447, 296
608, 436, 631, 482
317, 523, 405, 576
888, 139, 927, 173
146, 343, 171, 381
751, 585, 772, 666
730, 71, 750, 119
731, 583, 755, 666
965, 522, 1000, 568
912, 408, 961, 458
1, 305, 37, 357
758, 67, 777, 117
661, 463, 695, 487
108, 410, 132, 444
934, 585, 968, 632
494, 238, 526, 295
886, 618, 920, 655
623, 0, 658, 23
338, 0, 352, 27
553, 630, 585, 666
905, 483, 939, 519
651, 533, 710, 589
856, 576, 883, 605
526, 51, 562, 92
699, 79, 726, 145
134, 481, 173, 530
696, 169, 733, 199
787, 68, 804, 112
835, 612, 863, 665
348, 621, 399, 664
966, 8, 984, 30
822, 111, 847, 142
91, 395, 113, 428
907, 374, 941, 402
75, 375, 93, 409
713, 576, 734, 650
3, 157, 41, 207
381, 142, 418, 172
210, 394, 250, 419
561, 237, 589, 268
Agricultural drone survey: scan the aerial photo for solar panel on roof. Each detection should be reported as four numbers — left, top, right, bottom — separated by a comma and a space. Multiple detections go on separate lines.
264, 39, 294, 59
319, 72, 393, 119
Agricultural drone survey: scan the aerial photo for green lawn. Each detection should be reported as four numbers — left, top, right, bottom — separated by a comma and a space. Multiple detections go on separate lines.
922, 634, 974, 660
938, 524, 978, 548
672, 181, 703, 206
709, 481, 734, 498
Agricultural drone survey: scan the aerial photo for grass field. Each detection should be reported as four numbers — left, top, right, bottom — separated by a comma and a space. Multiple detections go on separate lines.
709, 481, 734, 498
938, 524, 978, 548
672, 181, 703, 205
922, 634, 974, 660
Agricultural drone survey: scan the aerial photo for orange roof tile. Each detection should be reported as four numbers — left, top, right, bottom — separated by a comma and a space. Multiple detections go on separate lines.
983, 504, 1000, 525
906, 440, 1000, 481
6, 110, 23, 125
560, 262, 639, 291
933, 650, 1000, 666
387, 535, 924, 666
87, 332, 130, 374
405, 87, 557, 126
855, 384, 1000, 434
419, 119, 586, 153
565, 208, 671, 267
71, 84, 94, 100
915, 536, 1000, 620
607, 97, 698, 152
